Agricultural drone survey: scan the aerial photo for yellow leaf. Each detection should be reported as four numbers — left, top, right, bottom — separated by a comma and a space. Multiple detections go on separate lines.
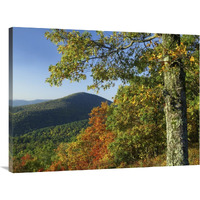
157, 54, 162, 59
190, 56, 195, 62
132, 99, 136, 105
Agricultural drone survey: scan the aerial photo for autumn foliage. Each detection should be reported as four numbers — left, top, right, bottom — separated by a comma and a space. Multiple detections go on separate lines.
46, 102, 115, 171
12, 153, 34, 173
66, 102, 115, 170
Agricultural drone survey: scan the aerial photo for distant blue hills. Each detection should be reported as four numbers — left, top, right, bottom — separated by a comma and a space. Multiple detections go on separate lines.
10, 99, 52, 107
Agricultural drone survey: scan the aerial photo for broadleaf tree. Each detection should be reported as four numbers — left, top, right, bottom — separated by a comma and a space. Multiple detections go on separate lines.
106, 80, 166, 166
45, 30, 199, 166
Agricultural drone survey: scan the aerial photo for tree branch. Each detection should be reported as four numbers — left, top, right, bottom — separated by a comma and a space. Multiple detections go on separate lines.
117, 34, 158, 50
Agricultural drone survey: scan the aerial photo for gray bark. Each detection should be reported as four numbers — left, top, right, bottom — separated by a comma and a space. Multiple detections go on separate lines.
162, 34, 189, 166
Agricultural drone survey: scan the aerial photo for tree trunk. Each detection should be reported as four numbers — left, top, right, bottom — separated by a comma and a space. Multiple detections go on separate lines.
162, 34, 189, 166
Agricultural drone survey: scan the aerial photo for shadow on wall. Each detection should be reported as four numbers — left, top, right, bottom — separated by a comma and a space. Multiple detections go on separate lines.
1, 166, 9, 171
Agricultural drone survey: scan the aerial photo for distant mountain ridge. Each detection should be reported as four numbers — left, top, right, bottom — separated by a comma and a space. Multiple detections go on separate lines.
11, 99, 51, 107
10, 92, 112, 136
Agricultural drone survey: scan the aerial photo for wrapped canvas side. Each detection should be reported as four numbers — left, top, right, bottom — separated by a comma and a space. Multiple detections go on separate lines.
9, 28, 14, 172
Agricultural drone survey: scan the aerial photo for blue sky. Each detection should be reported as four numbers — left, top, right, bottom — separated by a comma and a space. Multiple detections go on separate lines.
13, 27, 122, 101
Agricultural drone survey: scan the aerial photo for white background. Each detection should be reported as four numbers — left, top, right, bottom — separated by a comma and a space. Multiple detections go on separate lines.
0, 1, 199, 200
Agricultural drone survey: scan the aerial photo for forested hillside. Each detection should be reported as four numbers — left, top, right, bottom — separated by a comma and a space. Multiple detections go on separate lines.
10, 120, 89, 172
10, 92, 111, 136
10, 101, 199, 173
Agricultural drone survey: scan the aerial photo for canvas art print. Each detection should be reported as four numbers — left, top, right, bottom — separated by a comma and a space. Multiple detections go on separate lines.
9, 27, 199, 173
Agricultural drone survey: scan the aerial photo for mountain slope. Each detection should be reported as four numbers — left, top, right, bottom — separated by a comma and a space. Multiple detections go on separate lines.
10, 119, 89, 157
10, 92, 111, 136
